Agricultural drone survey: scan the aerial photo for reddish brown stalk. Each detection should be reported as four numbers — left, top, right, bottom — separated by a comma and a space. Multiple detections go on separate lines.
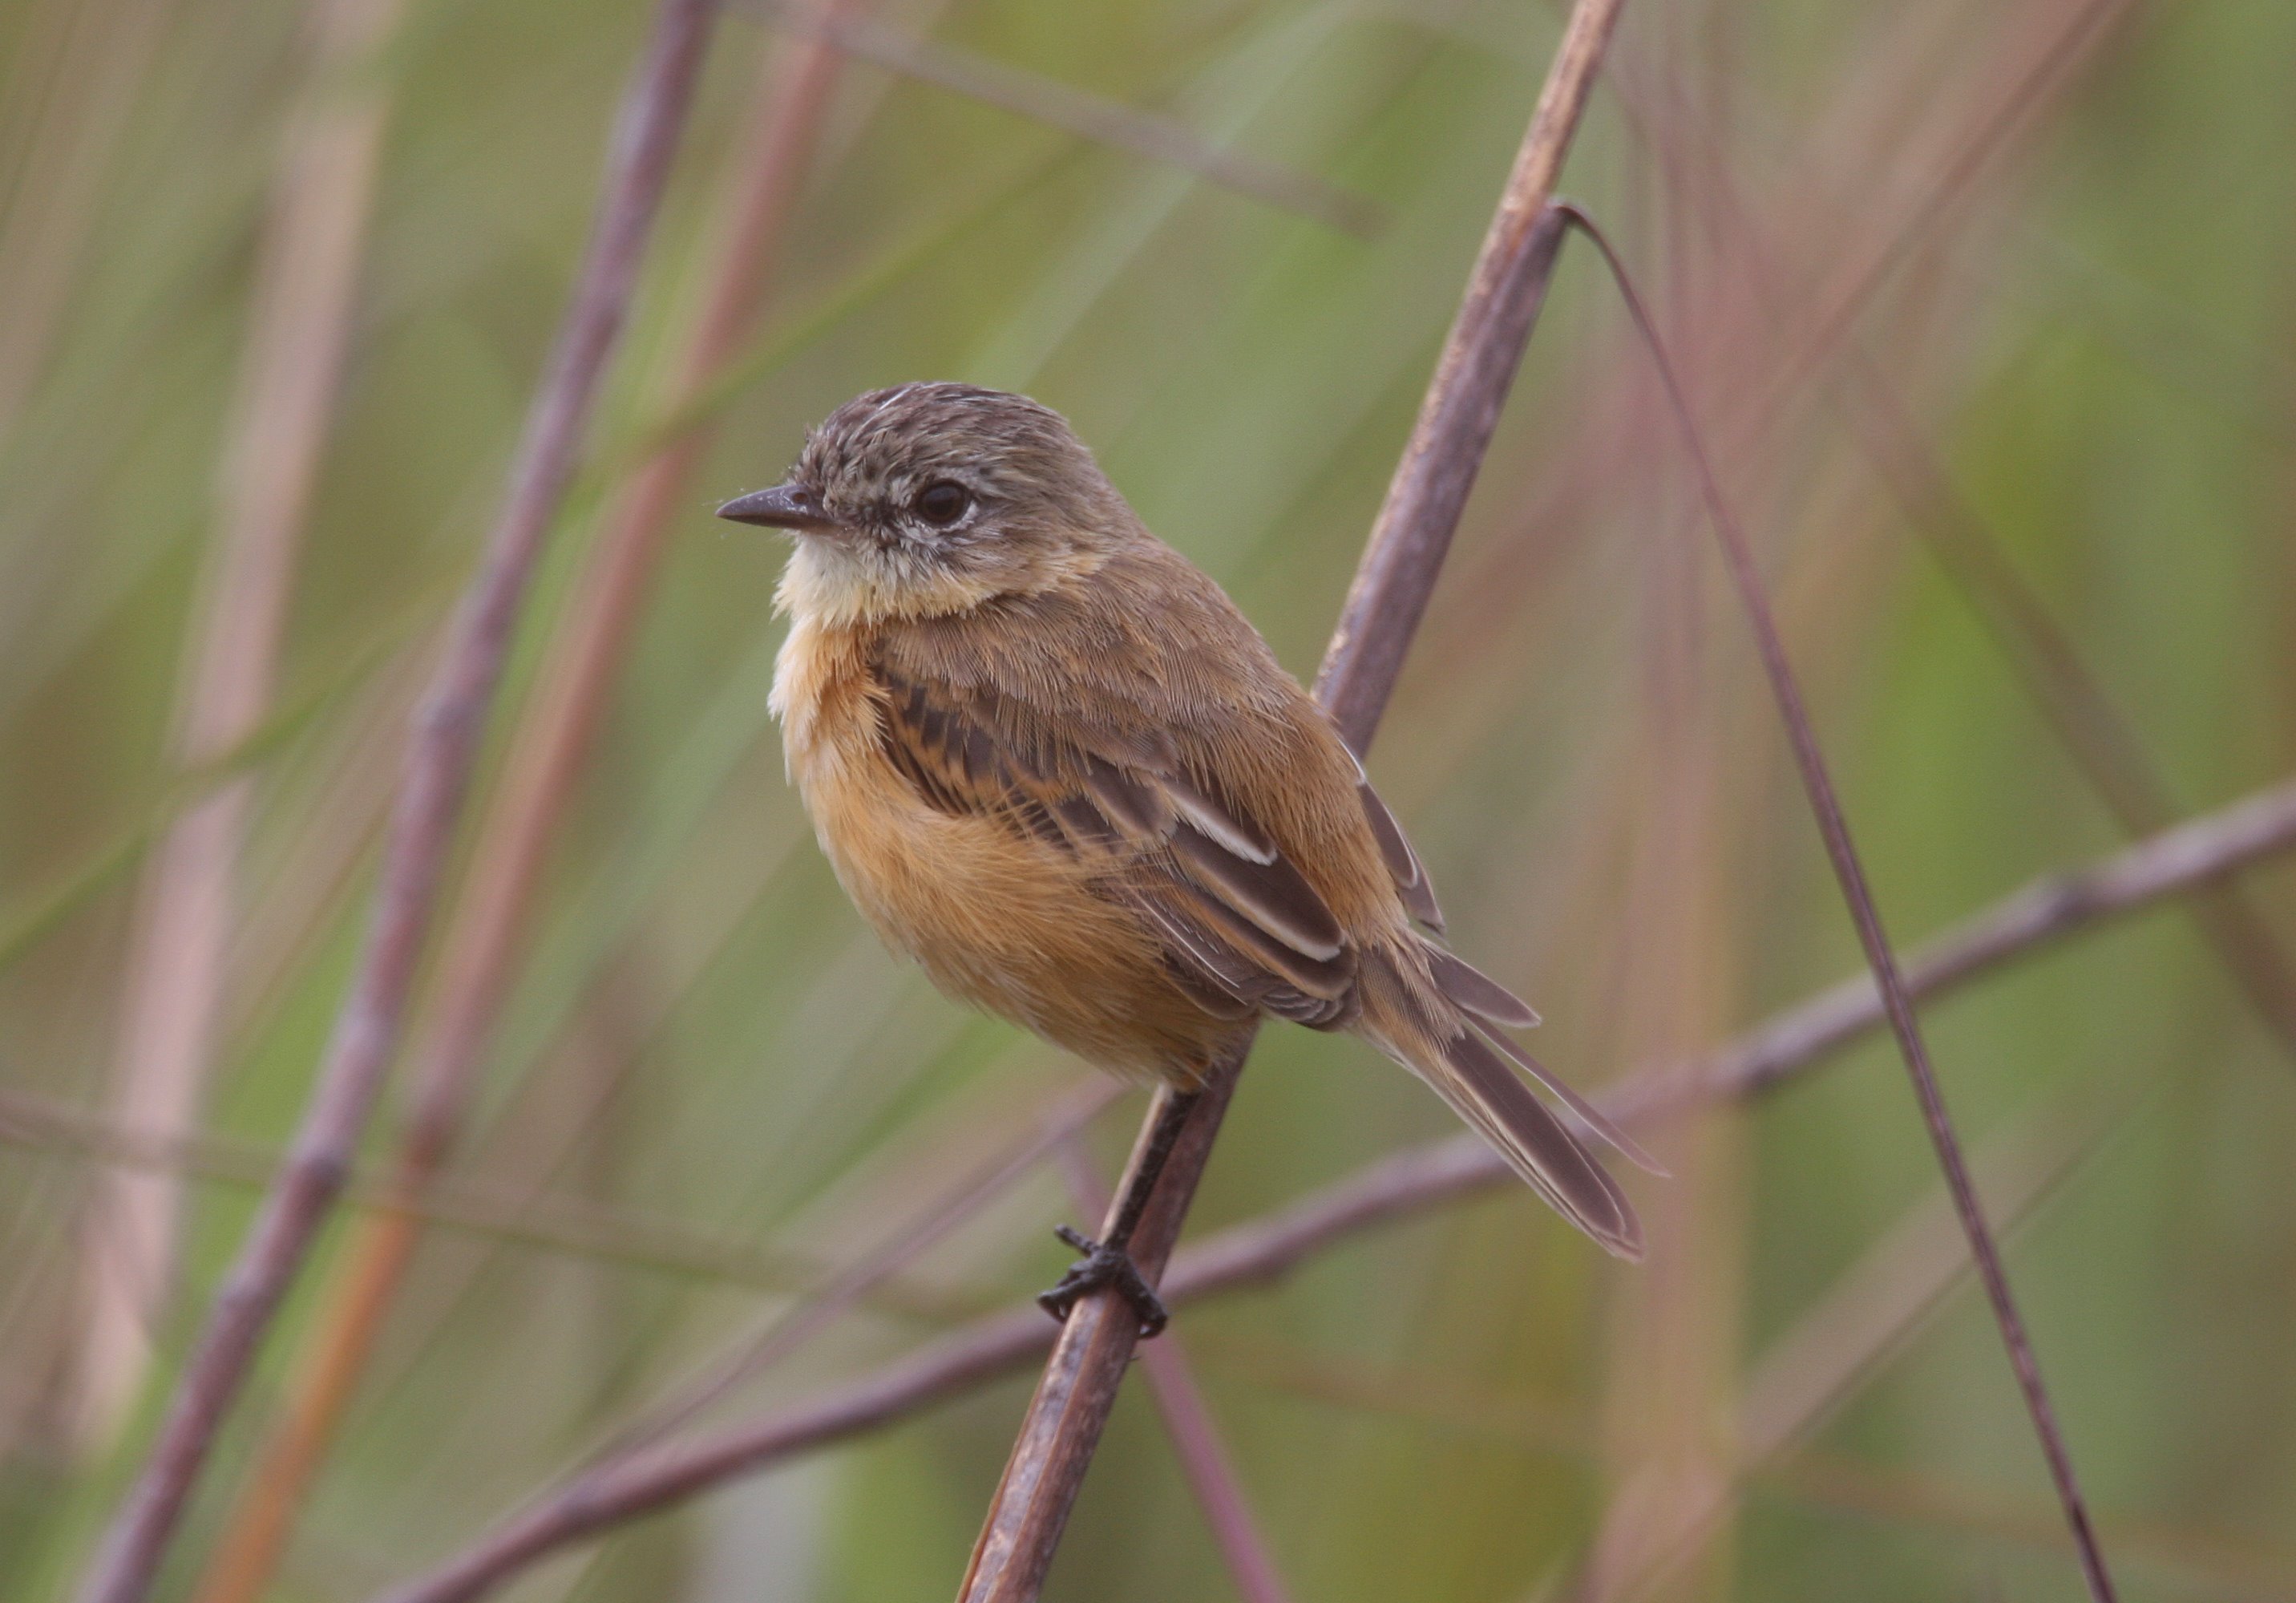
15, 765, 2296, 1328
1056, 1145, 1296, 1603
1600, 1099, 2114, 1603
953, 1067, 1247, 1601
1611, 41, 2296, 1065
954, 9, 1623, 1600
1555, 203, 2118, 1602
378, 1306, 1060, 1603
1417, 0, 2139, 796
369, 768, 2296, 1603
11, 767, 2290, 1322
186, 16, 855, 1601
1597, 0, 2136, 585
71, 5, 723, 1601
402, 2, 854, 1187
67, 0, 406, 1459
1389, 19, 2055, 925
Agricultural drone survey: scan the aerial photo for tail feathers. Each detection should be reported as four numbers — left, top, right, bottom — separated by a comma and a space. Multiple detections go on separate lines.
1429, 1026, 1644, 1260
1362, 947, 1644, 1261
1472, 1022, 1667, 1177
1424, 945, 1663, 1176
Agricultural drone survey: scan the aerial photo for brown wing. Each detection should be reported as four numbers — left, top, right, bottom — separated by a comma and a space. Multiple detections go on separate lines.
871, 657, 1360, 1029
1357, 775, 1445, 932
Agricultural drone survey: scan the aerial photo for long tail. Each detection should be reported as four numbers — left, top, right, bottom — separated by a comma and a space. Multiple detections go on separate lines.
1357, 943, 1647, 1261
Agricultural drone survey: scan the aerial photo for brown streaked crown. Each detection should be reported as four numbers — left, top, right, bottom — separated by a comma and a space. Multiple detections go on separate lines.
737, 383, 1145, 623
794, 383, 1129, 548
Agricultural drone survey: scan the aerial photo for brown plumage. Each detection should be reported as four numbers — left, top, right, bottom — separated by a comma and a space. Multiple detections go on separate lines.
723, 382, 1649, 1261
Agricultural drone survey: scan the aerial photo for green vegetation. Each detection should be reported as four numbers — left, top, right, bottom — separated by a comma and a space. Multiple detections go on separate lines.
1, 2, 2291, 1599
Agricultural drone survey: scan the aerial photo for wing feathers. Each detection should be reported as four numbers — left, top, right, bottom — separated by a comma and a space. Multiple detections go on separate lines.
1128, 897, 1261, 1019
1170, 882, 1352, 1000
1050, 793, 1118, 848
1164, 771, 1278, 864
873, 659, 1354, 1025
1167, 824, 1345, 961
1360, 781, 1443, 931
1081, 761, 1170, 841
1126, 892, 1352, 1026
868, 655, 1649, 1254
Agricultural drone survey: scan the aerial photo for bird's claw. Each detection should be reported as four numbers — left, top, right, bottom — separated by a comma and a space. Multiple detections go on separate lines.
1037, 1225, 1169, 1338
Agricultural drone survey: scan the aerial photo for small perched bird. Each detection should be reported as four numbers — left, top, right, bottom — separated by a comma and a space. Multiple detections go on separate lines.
722, 383, 1651, 1332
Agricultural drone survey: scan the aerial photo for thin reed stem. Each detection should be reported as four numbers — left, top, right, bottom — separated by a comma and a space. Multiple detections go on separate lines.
1553, 200, 2118, 1603
0, 770, 2281, 1334
1055, 1144, 1296, 1603
186, 15, 860, 1600
366, 767, 2296, 1603
1608, 43, 2296, 1065
67, 0, 406, 1460
954, 7, 1626, 1599
73, 5, 723, 1600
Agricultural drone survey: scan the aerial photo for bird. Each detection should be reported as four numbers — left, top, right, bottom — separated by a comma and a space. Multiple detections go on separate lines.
719, 382, 1652, 1334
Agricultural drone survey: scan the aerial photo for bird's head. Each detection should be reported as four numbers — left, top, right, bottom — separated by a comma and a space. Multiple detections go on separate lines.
721, 382, 1136, 626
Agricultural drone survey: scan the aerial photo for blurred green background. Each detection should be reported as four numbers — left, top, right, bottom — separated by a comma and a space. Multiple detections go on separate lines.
2, 0, 2293, 1598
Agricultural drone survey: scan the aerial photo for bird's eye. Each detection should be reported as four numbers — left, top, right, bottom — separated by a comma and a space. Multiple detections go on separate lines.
914, 480, 972, 527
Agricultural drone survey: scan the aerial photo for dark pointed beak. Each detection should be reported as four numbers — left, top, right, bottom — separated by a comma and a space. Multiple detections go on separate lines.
716, 482, 839, 532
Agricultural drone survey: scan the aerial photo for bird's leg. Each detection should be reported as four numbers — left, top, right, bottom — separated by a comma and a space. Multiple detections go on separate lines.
1038, 1087, 1201, 1338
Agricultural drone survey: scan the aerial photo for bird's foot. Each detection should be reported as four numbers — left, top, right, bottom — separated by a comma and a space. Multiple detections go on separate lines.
1037, 1225, 1169, 1338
